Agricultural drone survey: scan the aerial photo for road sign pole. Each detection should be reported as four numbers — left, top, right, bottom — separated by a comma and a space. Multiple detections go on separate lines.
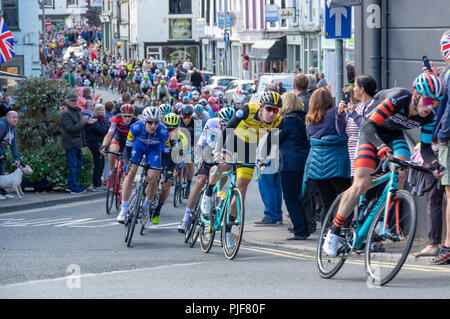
336, 39, 344, 104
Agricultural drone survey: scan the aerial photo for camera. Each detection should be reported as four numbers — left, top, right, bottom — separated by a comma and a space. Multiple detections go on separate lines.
342, 91, 351, 104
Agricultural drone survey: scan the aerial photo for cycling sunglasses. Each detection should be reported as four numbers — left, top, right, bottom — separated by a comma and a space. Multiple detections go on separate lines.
422, 96, 439, 107
145, 120, 159, 126
167, 127, 177, 132
122, 115, 133, 118
264, 106, 279, 114
182, 115, 192, 120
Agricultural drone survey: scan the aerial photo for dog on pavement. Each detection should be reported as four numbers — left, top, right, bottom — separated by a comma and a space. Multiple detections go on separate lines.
0, 164, 33, 199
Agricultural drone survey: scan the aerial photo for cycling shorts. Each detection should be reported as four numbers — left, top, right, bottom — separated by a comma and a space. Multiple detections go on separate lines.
354, 131, 411, 171
130, 144, 162, 169
110, 133, 127, 153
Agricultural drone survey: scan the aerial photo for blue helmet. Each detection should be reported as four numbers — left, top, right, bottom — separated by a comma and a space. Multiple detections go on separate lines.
194, 104, 203, 115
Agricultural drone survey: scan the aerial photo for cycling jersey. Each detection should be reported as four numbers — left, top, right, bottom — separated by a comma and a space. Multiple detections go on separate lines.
108, 114, 139, 138
125, 120, 170, 168
355, 88, 437, 170
218, 103, 282, 179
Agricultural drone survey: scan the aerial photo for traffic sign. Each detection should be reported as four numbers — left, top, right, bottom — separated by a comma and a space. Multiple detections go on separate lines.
325, 3, 352, 39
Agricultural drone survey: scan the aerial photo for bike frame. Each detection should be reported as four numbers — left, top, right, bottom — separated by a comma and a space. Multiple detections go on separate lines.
354, 170, 399, 249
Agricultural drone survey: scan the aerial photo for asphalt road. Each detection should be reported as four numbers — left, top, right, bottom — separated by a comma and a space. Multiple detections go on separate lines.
0, 180, 449, 300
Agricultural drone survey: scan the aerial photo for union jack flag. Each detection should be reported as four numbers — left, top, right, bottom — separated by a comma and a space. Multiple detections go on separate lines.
441, 33, 450, 61
0, 17, 15, 64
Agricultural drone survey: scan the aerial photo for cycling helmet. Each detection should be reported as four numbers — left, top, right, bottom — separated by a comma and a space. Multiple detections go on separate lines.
182, 86, 188, 92
182, 96, 190, 104
199, 98, 207, 106
171, 77, 177, 83
164, 113, 180, 128
208, 97, 217, 104
260, 91, 283, 108
180, 105, 194, 117
159, 104, 172, 116
218, 92, 224, 98
217, 107, 235, 123
194, 104, 203, 115
413, 72, 445, 101
120, 104, 135, 115
160, 80, 166, 86
174, 102, 183, 112
143, 76, 149, 81
142, 106, 160, 121
204, 89, 210, 94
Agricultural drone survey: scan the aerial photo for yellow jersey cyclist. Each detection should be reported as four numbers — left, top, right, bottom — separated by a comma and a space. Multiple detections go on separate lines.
323, 72, 446, 257
206, 92, 283, 247
177, 107, 235, 233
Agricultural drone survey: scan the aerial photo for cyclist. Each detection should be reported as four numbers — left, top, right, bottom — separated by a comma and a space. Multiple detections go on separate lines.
100, 104, 139, 174
178, 107, 235, 233
217, 92, 229, 109
157, 80, 169, 101
193, 104, 211, 127
149, 113, 189, 224
322, 72, 446, 257
116, 106, 170, 224
179, 104, 197, 199
211, 92, 283, 247
159, 104, 172, 120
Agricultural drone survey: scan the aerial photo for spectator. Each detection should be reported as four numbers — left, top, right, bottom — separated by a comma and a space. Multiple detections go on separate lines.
317, 73, 327, 89
293, 73, 311, 113
307, 74, 317, 95
113, 93, 132, 115
0, 111, 20, 200
104, 100, 115, 123
76, 87, 87, 111
303, 87, 351, 223
278, 92, 310, 240
255, 88, 284, 226
242, 54, 250, 80
429, 30, 450, 264
276, 82, 287, 95
342, 75, 377, 177
190, 68, 203, 92
86, 104, 108, 191
0, 96, 12, 118
59, 94, 92, 194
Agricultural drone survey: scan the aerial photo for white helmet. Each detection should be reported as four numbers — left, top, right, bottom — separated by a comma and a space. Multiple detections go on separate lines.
142, 106, 160, 121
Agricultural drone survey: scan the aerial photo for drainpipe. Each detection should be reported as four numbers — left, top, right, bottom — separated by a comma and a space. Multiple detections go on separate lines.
370, 0, 381, 88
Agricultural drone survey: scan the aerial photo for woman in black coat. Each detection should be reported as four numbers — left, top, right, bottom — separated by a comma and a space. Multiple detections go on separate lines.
86, 104, 109, 191
278, 92, 311, 240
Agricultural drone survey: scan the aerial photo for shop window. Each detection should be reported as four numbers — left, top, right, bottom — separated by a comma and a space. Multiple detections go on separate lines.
67, 0, 78, 7
169, 0, 192, 14
2, 0, 19, 30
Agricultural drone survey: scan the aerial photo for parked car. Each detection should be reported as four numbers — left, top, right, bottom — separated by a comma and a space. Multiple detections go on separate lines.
204, 76, 238, 97
223, 80, 254, 109
249, 73, 296, 104
181, 70, 214, 87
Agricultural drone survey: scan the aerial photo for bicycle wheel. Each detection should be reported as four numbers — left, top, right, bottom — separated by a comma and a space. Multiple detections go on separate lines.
187, 206, 201, 248
173, 176, 180, 208
365, 190, 416, 286
316, 193, 355, 279
115, 172, 122, 211
126, 186, 144, 247
106, 170, 116, 214
222, 188, 245, 260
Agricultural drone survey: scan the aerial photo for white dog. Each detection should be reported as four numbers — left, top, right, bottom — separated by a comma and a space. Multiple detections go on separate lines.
0, 165, 33, 199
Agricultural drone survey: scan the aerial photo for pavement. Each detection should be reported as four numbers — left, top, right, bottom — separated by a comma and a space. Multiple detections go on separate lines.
0, 187, 439, 267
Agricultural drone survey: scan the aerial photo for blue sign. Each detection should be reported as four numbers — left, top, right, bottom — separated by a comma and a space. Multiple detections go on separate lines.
218, 12, 234, 29
325, 3, 351, 39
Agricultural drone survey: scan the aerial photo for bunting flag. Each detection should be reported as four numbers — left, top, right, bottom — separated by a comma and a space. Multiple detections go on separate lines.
0, 17, 15, 64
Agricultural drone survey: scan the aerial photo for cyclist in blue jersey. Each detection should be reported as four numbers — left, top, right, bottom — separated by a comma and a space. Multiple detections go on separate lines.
116, 106, 170, 224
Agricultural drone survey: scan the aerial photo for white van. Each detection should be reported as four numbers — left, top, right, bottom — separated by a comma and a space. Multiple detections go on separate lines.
249, 73, 296, 103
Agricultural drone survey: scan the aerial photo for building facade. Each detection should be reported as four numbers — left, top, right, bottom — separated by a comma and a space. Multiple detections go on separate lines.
38, 0, 89, 28
1, 0, 40, 80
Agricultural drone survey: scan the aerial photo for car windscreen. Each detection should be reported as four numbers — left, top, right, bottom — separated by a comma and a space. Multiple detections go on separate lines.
217, 79, 234, 87
241, 83, 252, 92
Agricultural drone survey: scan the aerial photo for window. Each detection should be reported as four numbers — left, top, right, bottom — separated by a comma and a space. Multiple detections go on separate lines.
281, 0, 286, 27
41, 0, 54, 7
67, 0, 78, 7
2, 0, 18, 29
169, 0, 192, 14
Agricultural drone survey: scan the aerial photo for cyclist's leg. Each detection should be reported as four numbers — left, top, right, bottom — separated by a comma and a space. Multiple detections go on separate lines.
116, 163, 138, 223
389, 136, 411, 189
108, 142, 121, 172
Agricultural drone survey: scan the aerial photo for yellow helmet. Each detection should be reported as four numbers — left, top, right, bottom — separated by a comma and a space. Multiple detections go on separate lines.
164, 113, 180, 128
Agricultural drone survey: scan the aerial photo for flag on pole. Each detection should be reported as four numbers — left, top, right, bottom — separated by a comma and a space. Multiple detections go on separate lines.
0, 17, 15, 64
